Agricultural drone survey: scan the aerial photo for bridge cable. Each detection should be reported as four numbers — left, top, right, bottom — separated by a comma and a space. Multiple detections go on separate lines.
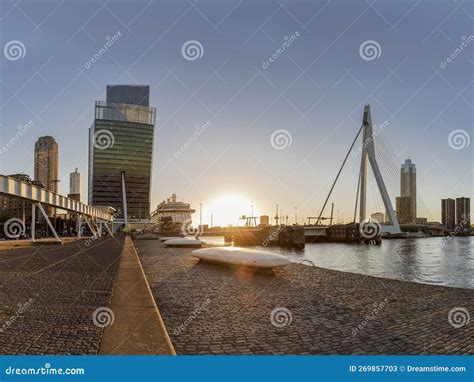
316, 123, 365, 225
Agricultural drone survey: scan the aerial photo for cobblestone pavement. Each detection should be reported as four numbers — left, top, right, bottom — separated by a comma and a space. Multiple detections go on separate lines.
0, 236, 123, 355
135, 240, 473, 355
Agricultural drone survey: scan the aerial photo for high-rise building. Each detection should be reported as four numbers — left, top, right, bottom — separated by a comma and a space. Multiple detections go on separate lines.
106, 85, 149, 107
89, 85, 155, 220
441, 198, 455, 229
34, 136, 58, 193
400, 159, 416, 221
370, 212, 385, 223
396, 196, 413, 224
456, 197, 470, 230
69, 168, 81, 201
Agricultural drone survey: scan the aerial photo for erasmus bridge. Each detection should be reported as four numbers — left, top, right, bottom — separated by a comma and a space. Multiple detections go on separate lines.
314, 104, 450, 237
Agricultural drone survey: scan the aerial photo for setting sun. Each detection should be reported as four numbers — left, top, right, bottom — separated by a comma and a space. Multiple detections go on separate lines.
204, 194, 259, 227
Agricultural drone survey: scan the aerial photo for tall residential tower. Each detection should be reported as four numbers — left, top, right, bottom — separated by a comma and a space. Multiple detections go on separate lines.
400, 159, 416, 222
34, 136, 58, 193
441, 198, 456, 229
456, 197, 471, 229
69, 168, 81, 201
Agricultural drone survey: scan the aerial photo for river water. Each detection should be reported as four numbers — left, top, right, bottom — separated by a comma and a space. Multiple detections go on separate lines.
199, 236, 474, 289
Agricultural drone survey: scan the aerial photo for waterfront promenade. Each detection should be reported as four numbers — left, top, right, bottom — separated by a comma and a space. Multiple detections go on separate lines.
0, 237, 123, 354
135, 240, 473, 355
0, 236, 472, 355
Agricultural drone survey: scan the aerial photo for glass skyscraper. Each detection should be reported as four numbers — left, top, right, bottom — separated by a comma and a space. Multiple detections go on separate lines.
88, 85, 155, 220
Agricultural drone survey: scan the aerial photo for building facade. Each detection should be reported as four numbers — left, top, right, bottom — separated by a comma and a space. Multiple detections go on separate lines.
34, 136, 58, 193
68, 168, 81, 201
456, 197, 470, 230
441, 198, 456, 229
88, 85, 155, 220
106, 85, 149, 107
370, 212, 385, 224
400, 159, 416, 222
396, 196, 414, 224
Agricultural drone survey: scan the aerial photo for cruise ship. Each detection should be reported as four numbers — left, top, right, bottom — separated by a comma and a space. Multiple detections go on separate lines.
150, 194, 195, 232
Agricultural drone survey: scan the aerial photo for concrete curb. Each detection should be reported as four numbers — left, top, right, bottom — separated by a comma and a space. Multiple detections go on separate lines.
99, 236, 176, 355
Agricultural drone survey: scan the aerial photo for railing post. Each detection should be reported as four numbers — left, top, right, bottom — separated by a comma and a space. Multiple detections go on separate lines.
31, 203, 35, 241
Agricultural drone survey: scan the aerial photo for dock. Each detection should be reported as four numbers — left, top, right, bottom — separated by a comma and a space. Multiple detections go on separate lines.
135, 239, 473, 355
203, 226, 306, 249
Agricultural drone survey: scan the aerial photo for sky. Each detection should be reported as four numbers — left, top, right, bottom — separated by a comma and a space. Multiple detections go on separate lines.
1, 0, 472, 226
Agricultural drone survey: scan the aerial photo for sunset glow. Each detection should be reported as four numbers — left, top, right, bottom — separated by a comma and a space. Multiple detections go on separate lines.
205, 194, 260, 227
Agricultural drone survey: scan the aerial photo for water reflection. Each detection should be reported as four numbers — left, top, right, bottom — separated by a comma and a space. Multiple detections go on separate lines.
199, 236, 473, 289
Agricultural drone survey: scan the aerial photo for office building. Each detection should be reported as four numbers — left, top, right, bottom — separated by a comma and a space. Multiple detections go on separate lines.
34, 136, 58, 193
68, 168, 81, 201
370, 212, 384, 224
456, 197, 470, 230
441, 198, 455, 229
106, 85, 149, 107
415, 217, 427, 225
400, 159, 416, 221
89, 85, 155, 220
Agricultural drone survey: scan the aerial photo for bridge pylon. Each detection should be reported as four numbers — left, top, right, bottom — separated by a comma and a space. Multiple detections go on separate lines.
358, 105, 401, 235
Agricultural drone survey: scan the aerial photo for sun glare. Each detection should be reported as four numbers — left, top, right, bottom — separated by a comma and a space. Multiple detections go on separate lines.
204, 194, 259, 227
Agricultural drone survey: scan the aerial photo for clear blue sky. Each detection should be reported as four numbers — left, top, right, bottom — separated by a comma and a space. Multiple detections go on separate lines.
1, 0, 472, 225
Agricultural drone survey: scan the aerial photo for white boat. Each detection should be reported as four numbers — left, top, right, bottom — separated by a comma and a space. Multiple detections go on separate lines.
192, 247, 290, 269
164, 238, 203, 248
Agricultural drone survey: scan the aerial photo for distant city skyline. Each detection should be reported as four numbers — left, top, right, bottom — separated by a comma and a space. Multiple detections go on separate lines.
1, 0, 472, 226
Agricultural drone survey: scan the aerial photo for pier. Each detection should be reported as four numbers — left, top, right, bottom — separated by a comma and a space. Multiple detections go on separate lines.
202, 226, 306, 248
134, 239, 473, 355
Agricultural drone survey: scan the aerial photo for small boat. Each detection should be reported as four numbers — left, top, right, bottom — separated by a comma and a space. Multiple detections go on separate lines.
192, 247, 290, 269
164, 238, 203, 248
